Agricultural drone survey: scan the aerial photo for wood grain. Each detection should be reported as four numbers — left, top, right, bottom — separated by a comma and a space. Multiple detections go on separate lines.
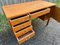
18, 31, 35, 44
51, 6, 60, 22
3, 1, 55, 19
31, 8, 50, 18
12, 20, 31, 32
10, 15, 30, 26
15, 26, 33, 38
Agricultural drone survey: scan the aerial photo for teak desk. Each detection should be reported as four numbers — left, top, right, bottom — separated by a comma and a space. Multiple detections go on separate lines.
3, 1, 55, 44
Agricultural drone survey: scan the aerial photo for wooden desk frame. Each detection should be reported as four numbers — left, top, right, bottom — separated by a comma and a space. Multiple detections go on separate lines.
3, 1, 55, 44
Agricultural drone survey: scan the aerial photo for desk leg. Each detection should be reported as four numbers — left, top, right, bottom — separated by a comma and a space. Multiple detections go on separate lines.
46, 18, 50, 26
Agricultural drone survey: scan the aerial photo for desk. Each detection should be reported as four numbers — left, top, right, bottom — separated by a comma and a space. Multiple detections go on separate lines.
3, 1, 55, 44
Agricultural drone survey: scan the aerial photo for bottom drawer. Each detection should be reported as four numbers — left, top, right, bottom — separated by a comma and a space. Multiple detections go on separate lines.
17, 30, 35, 44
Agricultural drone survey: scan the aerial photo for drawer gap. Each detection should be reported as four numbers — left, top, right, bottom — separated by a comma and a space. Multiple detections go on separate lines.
14, 20, 29, 27
11, 14, 28, 20
30, 8, 47, 14
16, 25, 31, 33
18, 31, 33, 40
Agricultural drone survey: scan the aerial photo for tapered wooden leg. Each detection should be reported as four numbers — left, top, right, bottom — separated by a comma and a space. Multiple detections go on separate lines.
46, 18, 50, 26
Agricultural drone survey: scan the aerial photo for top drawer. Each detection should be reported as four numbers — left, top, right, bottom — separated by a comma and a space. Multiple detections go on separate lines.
9, 15, 30, 26
31, 8, 50, 19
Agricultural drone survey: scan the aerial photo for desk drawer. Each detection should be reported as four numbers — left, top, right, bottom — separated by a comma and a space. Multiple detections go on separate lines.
10, 15, 30, 26
31, 8, 50, 19
18, 30, 35, 44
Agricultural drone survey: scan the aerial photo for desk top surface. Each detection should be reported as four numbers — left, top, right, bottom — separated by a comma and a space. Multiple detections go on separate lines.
3, 1, 55, 19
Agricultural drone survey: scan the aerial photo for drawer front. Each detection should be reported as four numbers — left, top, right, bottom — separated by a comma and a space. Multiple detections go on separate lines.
18, 31, 35, 44
31, 8, 50, 19
10, 15, 30, 26
12, 20, 31, 33
15, 26, 33, 38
